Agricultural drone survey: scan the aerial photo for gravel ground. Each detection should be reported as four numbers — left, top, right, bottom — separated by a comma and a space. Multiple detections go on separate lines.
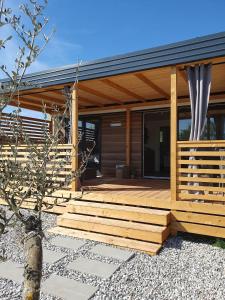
0, 205, 225, 300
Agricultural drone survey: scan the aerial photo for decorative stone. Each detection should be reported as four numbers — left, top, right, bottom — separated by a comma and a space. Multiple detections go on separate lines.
67, 257, 119, 279
90, 244, 134, 261
42, 274, 98, 300
0, 261, 23, 283
50, 236, 86, 251
43, 248, 65, 264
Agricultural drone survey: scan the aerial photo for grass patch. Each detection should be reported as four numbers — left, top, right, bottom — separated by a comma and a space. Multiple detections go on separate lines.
213, 238, 225, 249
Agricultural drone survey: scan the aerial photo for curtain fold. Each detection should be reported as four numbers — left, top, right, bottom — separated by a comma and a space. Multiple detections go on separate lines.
186, 64, 212, 194
187, 64, 212, 141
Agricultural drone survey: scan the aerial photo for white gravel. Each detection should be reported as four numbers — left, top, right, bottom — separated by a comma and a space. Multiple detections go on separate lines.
92, 236, 225, 300
0, 205, 225, 300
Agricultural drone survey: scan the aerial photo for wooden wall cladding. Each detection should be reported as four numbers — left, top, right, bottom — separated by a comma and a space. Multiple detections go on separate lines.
131, 112, 142, 177
101, 112, 142, 177
101, 113, 126, 177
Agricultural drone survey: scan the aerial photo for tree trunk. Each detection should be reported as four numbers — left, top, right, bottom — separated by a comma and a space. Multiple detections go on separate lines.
23, 216, 43, 300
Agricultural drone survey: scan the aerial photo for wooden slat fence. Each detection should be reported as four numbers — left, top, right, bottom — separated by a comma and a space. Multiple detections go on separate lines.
177, 140, 225, 204
0, 113, 51, 143
0, 144, 73, 211
0, 144, 72, 185
172, 140, 225, 238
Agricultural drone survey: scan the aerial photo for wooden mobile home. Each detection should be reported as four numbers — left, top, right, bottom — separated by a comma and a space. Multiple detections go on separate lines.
1, 31, 225, 254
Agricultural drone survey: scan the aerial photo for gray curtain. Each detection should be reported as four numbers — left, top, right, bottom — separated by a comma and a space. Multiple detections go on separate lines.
187, 64, 212, 141
186, 64, 212, 194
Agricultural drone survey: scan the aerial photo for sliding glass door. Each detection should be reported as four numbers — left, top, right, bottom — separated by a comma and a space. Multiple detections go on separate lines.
79, 118, 101, 177
143, 110, 170, 178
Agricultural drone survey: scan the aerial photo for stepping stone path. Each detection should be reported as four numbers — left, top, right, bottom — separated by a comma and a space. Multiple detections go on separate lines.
43, 248, 66, 264
0, 261, 23, 283
67, 257, 120, 279
51, 236, 86, 251
90, 244, 134, 261
42, 274, 98, 300
0, 235, 134, 299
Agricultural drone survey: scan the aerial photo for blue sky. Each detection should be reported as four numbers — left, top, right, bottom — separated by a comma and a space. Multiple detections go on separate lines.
2, 0, 225, 117
41, 0, 225, 69
2, 0, 225, 73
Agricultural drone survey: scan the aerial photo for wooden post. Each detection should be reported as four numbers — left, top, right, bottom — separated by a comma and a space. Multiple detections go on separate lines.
126, 109, 131, 168
170, 66, 177, 204
71, 85, 79, 191
50, 113, 56, 135
49, 116, 53, 135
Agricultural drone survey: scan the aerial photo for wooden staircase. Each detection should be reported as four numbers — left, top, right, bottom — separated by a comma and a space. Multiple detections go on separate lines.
50, 192, 171, 255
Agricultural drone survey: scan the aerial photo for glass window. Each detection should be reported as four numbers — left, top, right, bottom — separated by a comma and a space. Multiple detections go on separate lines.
178, 116, 224, 141
179, 119, 191, 140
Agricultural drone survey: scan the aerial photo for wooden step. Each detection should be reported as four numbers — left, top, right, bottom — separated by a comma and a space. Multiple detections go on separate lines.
48, 226, 162, 255
57, 213, 169, 243
50, 190, 171, 209
68, 200, 170, 225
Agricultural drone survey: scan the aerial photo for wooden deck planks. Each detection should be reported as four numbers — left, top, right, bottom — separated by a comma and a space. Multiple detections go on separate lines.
80, 178, 171, 209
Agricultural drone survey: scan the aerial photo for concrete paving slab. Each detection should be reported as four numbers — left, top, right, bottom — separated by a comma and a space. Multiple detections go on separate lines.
43, 248, 66, 264
0, 260, 23, 283
90, 244, 134, 261
67, 257, 119, 279
42, 274, 98, 300
51, 236, 86, 251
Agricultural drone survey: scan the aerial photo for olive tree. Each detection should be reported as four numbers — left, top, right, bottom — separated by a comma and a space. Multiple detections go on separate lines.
0, 93, 93, 300
0, 1, 91, 299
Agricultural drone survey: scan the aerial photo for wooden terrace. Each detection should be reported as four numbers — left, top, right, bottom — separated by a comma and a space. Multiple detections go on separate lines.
2, 32, 225, 254
80, 178, 171, 209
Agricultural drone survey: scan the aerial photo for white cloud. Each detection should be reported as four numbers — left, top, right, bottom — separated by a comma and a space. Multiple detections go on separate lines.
40, 36, 83, 67
0, 40, 50, 75
0, 27, 83, 77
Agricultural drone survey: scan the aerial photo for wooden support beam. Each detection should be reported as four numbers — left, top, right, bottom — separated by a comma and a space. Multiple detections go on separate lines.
22, 92, 64, 103
78, 83, 124, 104
79, 96, 103, 107
126, 109, 131, 167
78, 99, 178, 114
10, 99, 52, 111
78, 93, 225, 115
101, 78, 146, 102
71, 86, 79, 191
47, 90, 64, 96
20, 94, 64, 107
178, 69, 188, 84
49, 118, 53, 134
135, 73, 170, 99
25, 89, 102, 108
170, 66, 177, 203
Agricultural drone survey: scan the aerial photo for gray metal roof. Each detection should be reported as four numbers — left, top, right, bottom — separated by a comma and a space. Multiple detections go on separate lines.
2, 31, 225, 89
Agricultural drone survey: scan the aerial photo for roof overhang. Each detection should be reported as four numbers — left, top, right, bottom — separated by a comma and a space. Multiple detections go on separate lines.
2, 31, 225, 114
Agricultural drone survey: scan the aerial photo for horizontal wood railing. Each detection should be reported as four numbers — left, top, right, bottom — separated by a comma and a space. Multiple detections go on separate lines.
0, 113, 51, 143
0, 144, 72, 186
172, 140, 225, 238
177, 140, 225, 204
